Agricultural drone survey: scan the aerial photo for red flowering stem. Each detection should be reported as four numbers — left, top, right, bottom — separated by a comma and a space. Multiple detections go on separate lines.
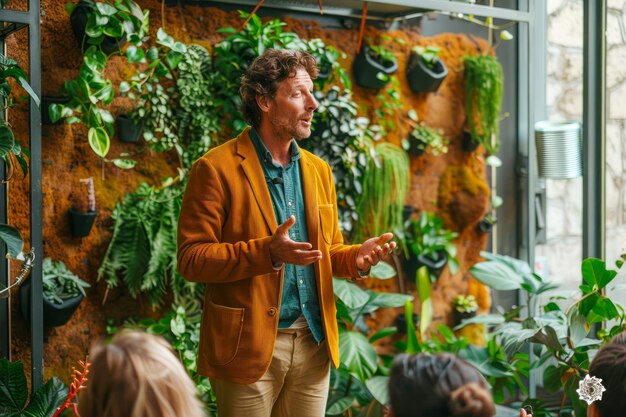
53, 357, 90, 417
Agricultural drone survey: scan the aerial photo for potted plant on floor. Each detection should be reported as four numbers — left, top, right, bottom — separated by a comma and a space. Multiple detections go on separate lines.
19, 257, 90, 327
402, 110, 448, 157
353, 43, 398, 90
406, 45, 448, 93
68, 177, 97, 238
405, 211, 458, 282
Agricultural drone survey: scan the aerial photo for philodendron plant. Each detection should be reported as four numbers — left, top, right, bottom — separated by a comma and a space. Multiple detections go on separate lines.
466, 251, 626, 417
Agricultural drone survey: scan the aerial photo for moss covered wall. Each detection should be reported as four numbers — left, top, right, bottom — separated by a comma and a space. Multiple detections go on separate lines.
5, 0, 493, 381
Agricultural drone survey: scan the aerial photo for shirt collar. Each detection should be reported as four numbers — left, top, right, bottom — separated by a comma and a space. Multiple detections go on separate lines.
250, 127, 301, 167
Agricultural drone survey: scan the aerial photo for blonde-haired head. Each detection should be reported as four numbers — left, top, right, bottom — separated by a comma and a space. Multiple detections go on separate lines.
78, 331, 206, 417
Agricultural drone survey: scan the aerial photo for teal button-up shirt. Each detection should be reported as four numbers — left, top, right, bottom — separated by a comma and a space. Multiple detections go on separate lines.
249, 129, 324, 344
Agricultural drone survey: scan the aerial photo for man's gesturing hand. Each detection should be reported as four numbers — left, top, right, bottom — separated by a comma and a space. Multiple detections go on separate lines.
269, 216, 322, 266
356, 232, 396, 272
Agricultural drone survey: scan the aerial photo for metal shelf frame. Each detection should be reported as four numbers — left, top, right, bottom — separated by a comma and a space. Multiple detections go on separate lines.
0, 0, 42, 392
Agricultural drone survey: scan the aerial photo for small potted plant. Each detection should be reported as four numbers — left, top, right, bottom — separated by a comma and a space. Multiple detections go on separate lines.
304, 38, 350, 90
352, 43, 398, 90
68, 177, 97, 238
406, 45, 448, 93
405, 211, 459, 282
19, 257, 90, 327
68, 0, 148, 55
402, 110, 448, 157
452, 294, 478, 324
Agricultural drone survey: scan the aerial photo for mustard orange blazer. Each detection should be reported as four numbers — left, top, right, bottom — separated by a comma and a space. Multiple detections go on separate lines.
177, 128, 362, 384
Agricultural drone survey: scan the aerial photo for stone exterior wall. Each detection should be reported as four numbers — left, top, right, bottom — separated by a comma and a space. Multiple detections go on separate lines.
538, 0, 626, 300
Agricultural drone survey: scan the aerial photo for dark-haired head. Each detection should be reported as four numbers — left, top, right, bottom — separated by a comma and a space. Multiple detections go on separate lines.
586, 332, 626, 417
388, 352, 494, 417
239, 49, 319, 129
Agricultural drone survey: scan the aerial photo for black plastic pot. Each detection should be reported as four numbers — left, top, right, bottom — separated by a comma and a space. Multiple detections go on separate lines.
395, 312, 419, 335
116, 114, 143, 143
406, 52, 448, 93
353, 46, 398, 90
41, 96, 69, 125
453, 309, 476, 326
19, 279, 84, 328
70, 1, 126, 54
416, 250, 448, 278
68, 208, 97, 238
407, 131, 427, 157
462, 131, 480, 152
477, 218, 496, 233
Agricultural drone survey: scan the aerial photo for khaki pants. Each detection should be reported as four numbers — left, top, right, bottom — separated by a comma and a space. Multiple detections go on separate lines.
211, 328, 331, 417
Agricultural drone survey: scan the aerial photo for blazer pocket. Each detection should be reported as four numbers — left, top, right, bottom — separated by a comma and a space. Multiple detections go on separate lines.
206, 300, 245, 366
318, 204, 335, 245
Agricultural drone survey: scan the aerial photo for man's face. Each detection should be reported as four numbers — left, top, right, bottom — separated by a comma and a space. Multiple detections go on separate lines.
265, 68, 318, 141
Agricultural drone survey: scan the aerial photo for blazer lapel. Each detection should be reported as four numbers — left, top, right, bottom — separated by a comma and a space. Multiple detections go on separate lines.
300, 153, 319, 250
237, 130, 277, 233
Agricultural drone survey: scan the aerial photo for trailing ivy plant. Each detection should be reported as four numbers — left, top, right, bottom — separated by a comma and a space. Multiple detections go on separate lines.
301, 86, 378, 236
352, 142, 410, 246
51, 0, 149, 165
97, 180, 203, 307
464, 54, 503, 155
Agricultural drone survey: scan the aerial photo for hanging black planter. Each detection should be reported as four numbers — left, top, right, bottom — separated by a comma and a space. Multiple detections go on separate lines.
353, 46, 398, 90
462, 130, 480, 152
116, 114, 143, 143
19, 279, 84, 328
406, 52, 448, 93
41, 96, 69, 125
68, 208, 97, 238
453, 309, 476, 326
416, 250, 448, 278
407, 130, 426, 157
70, 0, 126, 55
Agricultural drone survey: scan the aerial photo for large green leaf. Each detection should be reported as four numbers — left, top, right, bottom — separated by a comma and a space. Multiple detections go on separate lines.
0, 124, 15, 158
88, 127, 110, 158
370, 260, 396, 279
326, 395, 355, 415
404, 300, 419, 354
333, 277, 369, 310
0, 224, 23, 259
417, 266, 432, 339
23, 377, 68, 417
365, 375, 389, 406
369, 292, 412, 309
338, 330, 378, 383
0, 359, 27, 414
581, 258, 616, 290
470, 260, 523, 290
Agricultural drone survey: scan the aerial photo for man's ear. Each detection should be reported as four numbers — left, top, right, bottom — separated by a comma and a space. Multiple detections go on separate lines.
587, 403, 600, 417
256, 95, 271, 112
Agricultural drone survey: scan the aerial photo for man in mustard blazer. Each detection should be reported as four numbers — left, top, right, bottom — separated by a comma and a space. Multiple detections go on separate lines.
177, 49, 395, 417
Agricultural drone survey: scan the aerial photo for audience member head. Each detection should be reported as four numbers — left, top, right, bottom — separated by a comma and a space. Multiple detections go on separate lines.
586, 331, 626, 417
78, 331, 206, 417
239, 48, 319, 129
388, 352, 495, 417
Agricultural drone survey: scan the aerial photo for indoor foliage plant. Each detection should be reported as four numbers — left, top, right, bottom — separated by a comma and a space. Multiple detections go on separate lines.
405, 211, 459, 281
464, 54, 504, 155
406, 45, 448, 93
465, 251, 626, 416
402, 109, 448, 157
352, 42, 398, 90
20, 257, 91, 328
